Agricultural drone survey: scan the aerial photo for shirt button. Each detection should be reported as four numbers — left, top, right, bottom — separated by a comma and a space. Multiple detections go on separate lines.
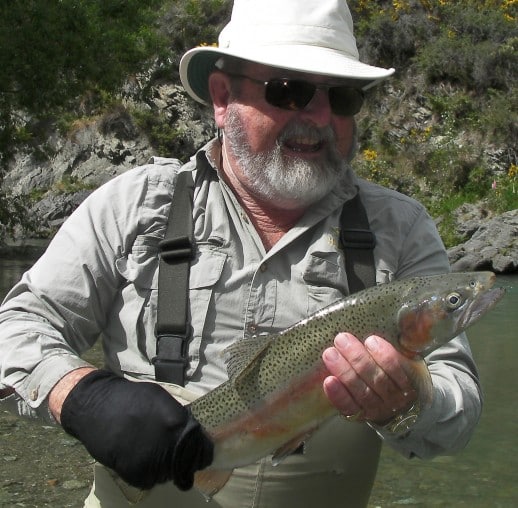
248, 324, 258, 334
29, 388, 39, 401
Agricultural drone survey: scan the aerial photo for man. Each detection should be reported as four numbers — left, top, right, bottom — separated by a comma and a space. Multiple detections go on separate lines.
0, 0, 481, 506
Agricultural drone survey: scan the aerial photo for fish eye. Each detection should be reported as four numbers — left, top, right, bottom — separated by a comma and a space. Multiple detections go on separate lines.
469, 280, 477, 288
446, 292, 462, 309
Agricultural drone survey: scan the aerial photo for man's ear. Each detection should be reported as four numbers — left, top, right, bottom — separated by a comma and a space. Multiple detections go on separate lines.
208, 72, 231, 129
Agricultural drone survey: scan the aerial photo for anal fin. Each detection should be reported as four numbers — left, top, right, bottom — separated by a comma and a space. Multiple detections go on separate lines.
194, 468, 233, 501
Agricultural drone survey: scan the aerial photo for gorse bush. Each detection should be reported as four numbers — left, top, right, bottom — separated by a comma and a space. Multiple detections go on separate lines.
418, 6, 517, 91
354, 8, 436, 69
351, 0, 518, 91
157, 0, 231, 80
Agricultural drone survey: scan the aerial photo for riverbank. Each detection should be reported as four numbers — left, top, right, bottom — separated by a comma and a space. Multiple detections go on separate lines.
0, 239, 48, 260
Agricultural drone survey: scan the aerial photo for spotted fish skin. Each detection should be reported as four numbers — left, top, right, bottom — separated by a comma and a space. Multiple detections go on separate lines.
191, 271, 504, 497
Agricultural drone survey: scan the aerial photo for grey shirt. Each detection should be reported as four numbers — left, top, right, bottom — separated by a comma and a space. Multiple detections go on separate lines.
0, 139, 481, 459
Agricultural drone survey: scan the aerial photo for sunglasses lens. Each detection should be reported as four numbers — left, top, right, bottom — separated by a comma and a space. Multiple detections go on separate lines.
329, 87, 364, 116
265, 80, 316, 111
264, 78, 364, 116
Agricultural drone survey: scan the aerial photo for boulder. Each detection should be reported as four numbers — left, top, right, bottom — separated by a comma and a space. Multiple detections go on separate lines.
448, 209, 518, 273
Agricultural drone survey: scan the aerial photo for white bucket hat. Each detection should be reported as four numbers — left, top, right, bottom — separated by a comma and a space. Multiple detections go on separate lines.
179, 0, 395, 104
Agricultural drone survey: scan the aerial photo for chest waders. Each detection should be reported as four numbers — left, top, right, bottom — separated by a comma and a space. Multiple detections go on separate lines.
84, 170, 382, 508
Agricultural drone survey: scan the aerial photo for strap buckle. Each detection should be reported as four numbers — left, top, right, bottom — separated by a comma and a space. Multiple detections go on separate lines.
152, 333, 188, 385
341, 228, 376, 250
159, 236, 194, 261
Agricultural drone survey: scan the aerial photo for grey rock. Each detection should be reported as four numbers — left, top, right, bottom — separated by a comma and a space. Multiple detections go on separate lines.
31, 191, 92, 231
61, 479, 90, 491
448, 209, 518, 273
3, 80, 214, 240
452, 203, 493, 238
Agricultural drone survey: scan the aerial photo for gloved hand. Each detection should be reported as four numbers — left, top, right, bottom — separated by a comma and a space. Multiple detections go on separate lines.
60, 369, 213, 490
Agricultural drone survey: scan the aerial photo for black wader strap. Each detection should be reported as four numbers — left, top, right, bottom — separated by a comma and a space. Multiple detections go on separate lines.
340, 190, 376, 293
153, 171, 195, 385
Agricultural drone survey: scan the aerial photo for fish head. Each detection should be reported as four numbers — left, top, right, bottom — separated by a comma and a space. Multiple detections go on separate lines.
396, 271, 505, 357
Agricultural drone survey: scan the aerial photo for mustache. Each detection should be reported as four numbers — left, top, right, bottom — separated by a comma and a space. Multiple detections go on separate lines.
277, 122, 337, 146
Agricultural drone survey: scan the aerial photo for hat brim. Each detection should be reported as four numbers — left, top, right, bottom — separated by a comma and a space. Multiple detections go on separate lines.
179, 45, 395, 104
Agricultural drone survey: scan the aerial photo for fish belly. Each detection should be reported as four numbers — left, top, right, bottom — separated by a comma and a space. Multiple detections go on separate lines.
206, 364, 336, 470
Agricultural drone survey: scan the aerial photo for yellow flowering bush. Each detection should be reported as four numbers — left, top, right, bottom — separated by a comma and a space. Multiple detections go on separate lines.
363, 149, 378, 161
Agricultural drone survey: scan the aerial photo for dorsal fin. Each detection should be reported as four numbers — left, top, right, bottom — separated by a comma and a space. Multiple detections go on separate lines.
223, 333, 277, 383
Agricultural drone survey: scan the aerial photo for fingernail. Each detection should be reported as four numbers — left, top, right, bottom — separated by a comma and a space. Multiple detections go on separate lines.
335, 333, 351, 349
365, 336, 378, 351
324, 347, 340, 362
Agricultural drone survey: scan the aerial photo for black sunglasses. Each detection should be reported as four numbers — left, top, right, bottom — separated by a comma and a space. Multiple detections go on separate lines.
224, 71, 365, 117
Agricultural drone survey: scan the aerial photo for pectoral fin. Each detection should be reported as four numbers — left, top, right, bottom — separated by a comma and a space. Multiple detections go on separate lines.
194, 468, 233, 500
271, 431, 313, 466
224, 333, 277, 384
400, 356, 433, 408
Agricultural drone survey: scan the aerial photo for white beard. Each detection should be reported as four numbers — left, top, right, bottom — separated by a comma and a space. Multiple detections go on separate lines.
224, 106, 348, 208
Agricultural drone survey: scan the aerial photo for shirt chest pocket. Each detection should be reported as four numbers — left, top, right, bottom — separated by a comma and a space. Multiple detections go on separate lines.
303, 251, 348, 315
112, 240, 227, 378
187, 248, 227, 377
113, 236, 160, 376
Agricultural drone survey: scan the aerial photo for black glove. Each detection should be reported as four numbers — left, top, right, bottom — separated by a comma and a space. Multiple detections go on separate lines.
60, 369, 213, 490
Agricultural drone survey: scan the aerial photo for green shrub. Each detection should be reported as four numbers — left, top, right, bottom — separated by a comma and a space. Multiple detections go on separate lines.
355, 9, 436, 69
53, 176, 97, 196
487, 164, 518, 213
132, 109, 195, 161
418, 5, 517, 91
351, 1, 517, 90
478, 88, 518, 145
159, 0, 231, 72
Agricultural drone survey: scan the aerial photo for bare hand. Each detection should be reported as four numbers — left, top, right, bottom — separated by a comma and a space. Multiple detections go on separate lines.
322, 332, 417, 424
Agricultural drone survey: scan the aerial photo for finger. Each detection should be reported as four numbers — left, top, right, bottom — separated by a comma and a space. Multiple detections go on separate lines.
364, 336, 418, 407
364, 335, 416, 393
322, 348, 362, 416
323, 335, 383, 414
332, 333, 390, 400
330, 333, 414, 422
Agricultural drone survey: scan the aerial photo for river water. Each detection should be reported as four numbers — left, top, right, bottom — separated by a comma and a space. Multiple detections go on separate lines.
0, 257, 516, 507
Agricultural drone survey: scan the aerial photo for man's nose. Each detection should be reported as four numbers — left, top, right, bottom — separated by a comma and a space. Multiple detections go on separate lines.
299, 88, 334, 126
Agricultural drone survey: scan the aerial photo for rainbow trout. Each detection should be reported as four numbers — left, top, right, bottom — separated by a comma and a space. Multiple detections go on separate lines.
190, 271, 504, 498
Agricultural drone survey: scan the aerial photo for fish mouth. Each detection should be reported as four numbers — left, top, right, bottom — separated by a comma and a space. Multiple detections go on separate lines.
461, 286, 505, 329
